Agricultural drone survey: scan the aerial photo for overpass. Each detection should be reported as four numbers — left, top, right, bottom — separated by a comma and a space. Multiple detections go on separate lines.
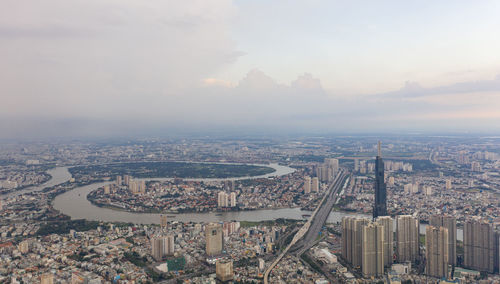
263, 170, 349, 283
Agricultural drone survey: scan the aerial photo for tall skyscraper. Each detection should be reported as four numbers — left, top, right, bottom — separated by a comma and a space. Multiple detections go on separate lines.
464, 219, 495, 273
430, 215, 456, 266
376, 216, 394, 267
342, 217, 369, 267
373, 141, 387, 218
206, 223, 223, 256
362, 222, 385, 277
426, 225, 449, 278
396, 215, 419, 263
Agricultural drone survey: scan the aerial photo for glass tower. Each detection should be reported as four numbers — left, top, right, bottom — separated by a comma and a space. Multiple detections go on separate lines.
373, 141, 387, 218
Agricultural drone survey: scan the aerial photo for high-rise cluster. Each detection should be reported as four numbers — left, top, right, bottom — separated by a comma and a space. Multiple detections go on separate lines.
342, 214, 425, 277
342, 216, 392, 277
217, 191, 237, 208
151, 235, 175, 261
316, 158, 339, 182
115, 174, 146, 194
303, 176, 319, 194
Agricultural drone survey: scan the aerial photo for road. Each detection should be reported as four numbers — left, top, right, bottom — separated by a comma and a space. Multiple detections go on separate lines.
290, 170, 348, 256
263, 170, 349, 284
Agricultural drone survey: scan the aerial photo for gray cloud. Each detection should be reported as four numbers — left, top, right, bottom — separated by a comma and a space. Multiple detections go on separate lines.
378, 75, 500, 98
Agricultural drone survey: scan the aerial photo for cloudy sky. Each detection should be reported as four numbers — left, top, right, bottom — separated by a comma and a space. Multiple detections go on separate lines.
1, 0, 500, 138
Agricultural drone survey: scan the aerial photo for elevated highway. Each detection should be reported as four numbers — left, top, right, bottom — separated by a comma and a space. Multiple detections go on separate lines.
263, 170, 349, 283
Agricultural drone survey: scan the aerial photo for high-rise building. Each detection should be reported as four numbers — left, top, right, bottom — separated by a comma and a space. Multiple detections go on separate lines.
362, 222, 385, 277
206, 223, 223, 256
258, 258, 265, 272
396, 215, 419, 263
218, 191, 229, 207
430, 215, 456, 266
373, 141, 387, 218
103, 184, 110, 194
116, 175, 122, 186
216, 259, 234, 282
464, 219, 495, 273
312, 177, 319, 192
230, 192, 237, 207
151, 235, 175, 261
124, 175, 130, 186
303, 176, 311, 194
129, 180, 138, 194
325, 158, 339, 181
139, 180, 146, 193
471, 161, 481, 172
387, 176, 395, 187
18, 240, 29, 254
342, 217, 369, 267
445, 179, 452, 190
151, 237, 163, 261
160, 215, 168, 229
40, 273, 54, 284
426, 225, 449, 278
376, 216, 394, 267
166, 235, 175, 255
317, 158, 339, 182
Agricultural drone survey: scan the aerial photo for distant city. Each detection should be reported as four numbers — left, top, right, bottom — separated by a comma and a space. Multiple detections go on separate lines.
1, 135, 500, 283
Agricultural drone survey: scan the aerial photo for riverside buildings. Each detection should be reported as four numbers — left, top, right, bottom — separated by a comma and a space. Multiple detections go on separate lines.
218, 191, 237, 208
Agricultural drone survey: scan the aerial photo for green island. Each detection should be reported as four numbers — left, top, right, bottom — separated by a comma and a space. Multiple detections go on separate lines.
69, 161, 275, 179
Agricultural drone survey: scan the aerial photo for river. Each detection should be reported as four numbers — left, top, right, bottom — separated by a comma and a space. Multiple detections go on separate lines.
53, 163, 365, 224
7, 164, 463, 240
5, 166, 72, 197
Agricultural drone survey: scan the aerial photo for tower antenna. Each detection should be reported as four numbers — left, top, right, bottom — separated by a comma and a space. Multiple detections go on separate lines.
377, 141, 381, 157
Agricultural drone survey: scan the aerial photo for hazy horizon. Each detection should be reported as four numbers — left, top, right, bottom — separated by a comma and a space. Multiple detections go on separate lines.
2, 0, 500, 138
